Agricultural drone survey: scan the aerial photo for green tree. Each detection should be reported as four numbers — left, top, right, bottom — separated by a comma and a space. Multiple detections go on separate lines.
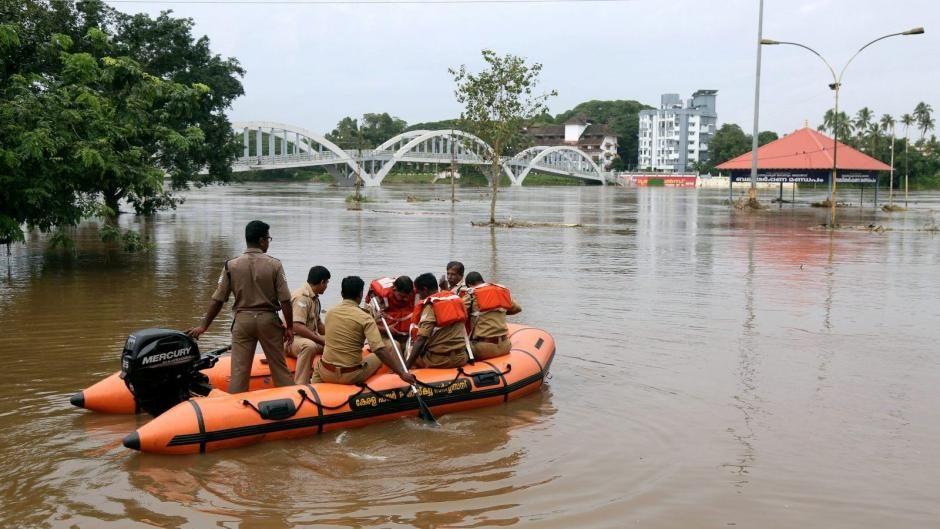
328, 112, 406, 148
451, 49, 555, 225
820, 108, 853, 143
757, 130, 778, 146
0, 0, 243, 242
552, 100, 652, 168
706, 124, 751, 172
914, 101, 935, 141
854, 107, 873, 146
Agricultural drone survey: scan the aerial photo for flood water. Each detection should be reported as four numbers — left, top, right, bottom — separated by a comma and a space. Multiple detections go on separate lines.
1, 183, 939, 528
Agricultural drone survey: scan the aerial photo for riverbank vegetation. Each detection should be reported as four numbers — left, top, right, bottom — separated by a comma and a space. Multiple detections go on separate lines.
0, 0, 243, 245
702, 104, 940, 190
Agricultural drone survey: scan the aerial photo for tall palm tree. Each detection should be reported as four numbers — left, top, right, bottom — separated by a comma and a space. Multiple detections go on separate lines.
880, 114, 896, 202
914, 102, 935, 141
900, 113, 915, 205
855, 107, 874, 148
821, 109, 853, 142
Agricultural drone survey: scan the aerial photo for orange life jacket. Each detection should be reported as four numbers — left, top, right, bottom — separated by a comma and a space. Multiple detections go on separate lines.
367, 277, 414, 334
413, 291, 468, 329
471, 283, 514, 312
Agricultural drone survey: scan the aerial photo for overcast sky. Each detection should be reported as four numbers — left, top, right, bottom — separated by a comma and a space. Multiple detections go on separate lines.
106, 0, 938, 136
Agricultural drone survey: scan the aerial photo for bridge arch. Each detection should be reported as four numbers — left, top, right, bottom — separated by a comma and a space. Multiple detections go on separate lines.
369, 129, 514, 186
508, 145, 606, 186
232, 121, 359, 176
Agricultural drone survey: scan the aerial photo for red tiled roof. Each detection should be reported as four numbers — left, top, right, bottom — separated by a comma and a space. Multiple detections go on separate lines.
715, 127, 891, 171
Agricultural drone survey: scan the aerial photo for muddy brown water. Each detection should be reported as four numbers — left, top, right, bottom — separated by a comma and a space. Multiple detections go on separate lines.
1, 184, 939, 528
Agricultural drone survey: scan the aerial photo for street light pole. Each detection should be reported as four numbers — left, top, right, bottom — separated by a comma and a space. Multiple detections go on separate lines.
761, 27, 924, 227
747, 0, 766, 207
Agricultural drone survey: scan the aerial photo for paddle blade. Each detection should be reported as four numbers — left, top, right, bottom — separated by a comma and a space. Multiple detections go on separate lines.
415, 394, 438, 424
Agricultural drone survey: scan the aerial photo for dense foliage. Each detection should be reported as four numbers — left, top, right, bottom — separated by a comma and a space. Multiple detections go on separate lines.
816, 102, 939, 189
326, 112, 407, 149
0, 0, 243, 242
696, 124, 778, 175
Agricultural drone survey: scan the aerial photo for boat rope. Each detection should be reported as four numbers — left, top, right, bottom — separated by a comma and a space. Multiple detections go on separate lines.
242, 365, 513, 419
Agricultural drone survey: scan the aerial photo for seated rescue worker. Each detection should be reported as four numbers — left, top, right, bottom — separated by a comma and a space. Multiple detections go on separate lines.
365, 276, 415, 355
312, 276, 416, 386
408, 272, 470, 369
287, 265, 330, 384
438, 261, 468, 297
463, 271, 522, 359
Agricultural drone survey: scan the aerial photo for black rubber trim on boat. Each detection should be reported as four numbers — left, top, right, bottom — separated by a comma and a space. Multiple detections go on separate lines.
480, 360, 510, 403
305, 384, 324, 434
166, 371, 546, 448
188, 399, 207, 454
535, 338, 544, 350
69, 392, 85, 409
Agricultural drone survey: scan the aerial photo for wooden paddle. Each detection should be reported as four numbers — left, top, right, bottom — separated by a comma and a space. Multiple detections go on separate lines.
370, 298, 437, 424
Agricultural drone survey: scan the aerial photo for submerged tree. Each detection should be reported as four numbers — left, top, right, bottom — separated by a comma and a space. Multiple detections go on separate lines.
450, 50, 556, 225
0, 0, 243, 243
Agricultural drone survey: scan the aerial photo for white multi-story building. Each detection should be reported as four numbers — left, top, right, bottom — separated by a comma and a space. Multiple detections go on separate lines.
638, 90, 717, 172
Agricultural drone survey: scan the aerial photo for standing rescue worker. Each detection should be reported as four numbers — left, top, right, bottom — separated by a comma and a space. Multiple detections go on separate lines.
439, 261, 468, 297
408, 272, 470, 369
187, 220, 294, 393
287, 265, 330, 384
463, 271, 521, 359
312, 276, 417, 386
365, 276, 415, 355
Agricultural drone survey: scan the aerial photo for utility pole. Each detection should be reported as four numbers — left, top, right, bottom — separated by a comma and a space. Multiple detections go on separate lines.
450, 130, 457, 204
747, 0, 765, 207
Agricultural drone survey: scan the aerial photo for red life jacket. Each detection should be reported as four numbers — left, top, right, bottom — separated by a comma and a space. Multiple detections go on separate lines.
471, 283, 513, 312
413, 291, 468, 329
367, 277, 414, 334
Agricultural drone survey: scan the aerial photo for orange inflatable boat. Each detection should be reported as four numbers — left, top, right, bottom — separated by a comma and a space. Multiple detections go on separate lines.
71, 349, 299, 414
123, 324, 554, 454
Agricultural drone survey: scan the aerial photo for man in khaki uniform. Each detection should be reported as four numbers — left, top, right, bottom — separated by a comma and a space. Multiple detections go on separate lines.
463, 271, 521, 359
311, 276, 416, 386
409, 273, 469, 369
187, 220, 294, 393
288, 265, 330, 384
439, 261, 468, 297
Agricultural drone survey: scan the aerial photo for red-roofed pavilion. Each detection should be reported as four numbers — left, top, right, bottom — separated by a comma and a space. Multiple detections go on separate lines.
716, 127, 890, 182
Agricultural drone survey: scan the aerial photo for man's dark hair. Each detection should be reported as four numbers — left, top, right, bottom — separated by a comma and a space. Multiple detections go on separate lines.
245, 220, 270, 245
393, 275, 413, 294
414, 273, 438, 292
465, 271, 484, 286
341, 276, 365, 300
307, 266, 331, 284
446, 261, 464, 276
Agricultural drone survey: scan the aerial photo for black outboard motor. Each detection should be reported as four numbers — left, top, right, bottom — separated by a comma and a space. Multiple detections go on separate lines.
120, 329, 210, 416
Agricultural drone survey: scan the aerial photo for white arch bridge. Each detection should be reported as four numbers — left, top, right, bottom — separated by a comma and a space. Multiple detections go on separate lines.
230, 121, 609, 186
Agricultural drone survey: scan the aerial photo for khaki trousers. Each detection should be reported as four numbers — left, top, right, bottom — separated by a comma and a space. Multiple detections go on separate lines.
230, 311, 293, 394
287, 337, 324, 385
415, 348, 468, 369
311, 353, 383, 385
470, 336, 512, 360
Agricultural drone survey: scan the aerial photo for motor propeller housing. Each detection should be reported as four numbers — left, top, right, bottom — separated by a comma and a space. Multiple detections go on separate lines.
120, 329, 206, 416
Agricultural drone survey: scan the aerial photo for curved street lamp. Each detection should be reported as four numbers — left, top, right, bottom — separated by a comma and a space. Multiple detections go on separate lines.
761, 27, 924, 227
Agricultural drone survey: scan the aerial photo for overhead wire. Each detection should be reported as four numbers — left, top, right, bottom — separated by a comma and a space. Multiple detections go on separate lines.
107, 0, 635, 4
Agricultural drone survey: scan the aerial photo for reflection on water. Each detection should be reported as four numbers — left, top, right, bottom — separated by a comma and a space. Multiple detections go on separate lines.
1, 184, 940, 528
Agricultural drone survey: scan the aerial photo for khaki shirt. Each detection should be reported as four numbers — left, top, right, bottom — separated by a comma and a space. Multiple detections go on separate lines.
451, 280, 468, 298
290, 283, 323, 333
416, 304, 467, 354
323, 299, 385, 367
211, 248, 291, 312
465, 293, 521, 339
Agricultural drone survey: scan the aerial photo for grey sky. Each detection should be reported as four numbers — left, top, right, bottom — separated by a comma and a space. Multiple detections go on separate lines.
108, 0, 938, 137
